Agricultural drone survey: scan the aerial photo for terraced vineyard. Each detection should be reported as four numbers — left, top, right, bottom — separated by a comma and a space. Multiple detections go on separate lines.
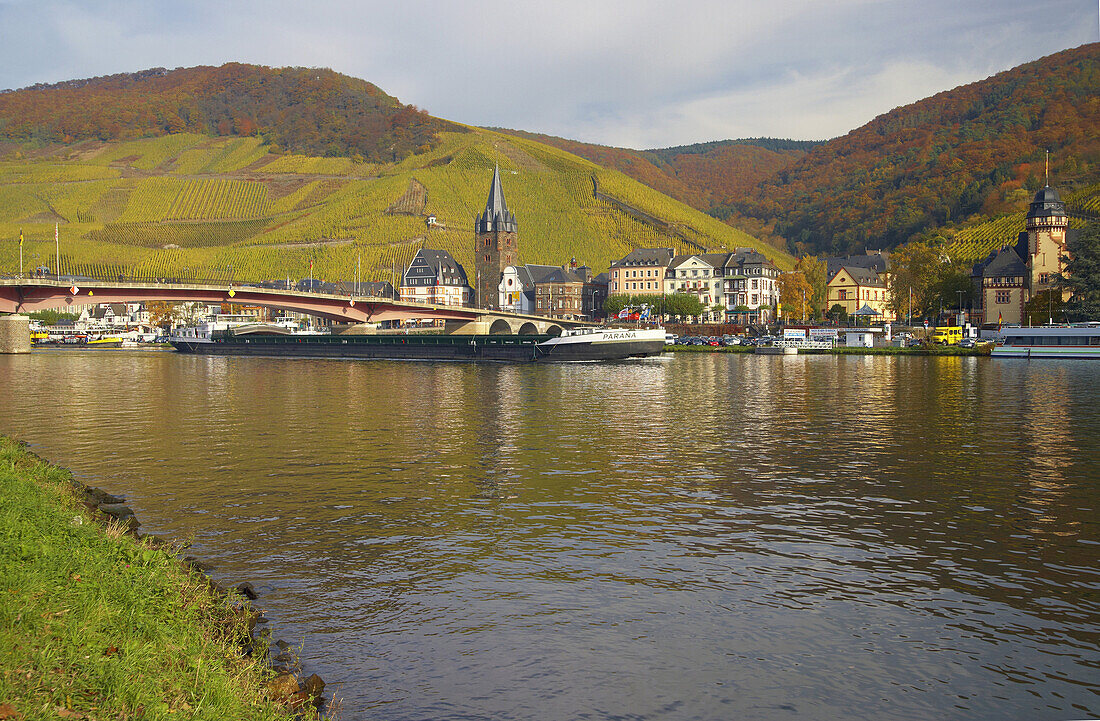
0, 128, 791, 283
941, 184, 1100, 264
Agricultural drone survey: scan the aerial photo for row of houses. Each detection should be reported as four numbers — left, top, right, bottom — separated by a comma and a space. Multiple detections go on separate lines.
609, 248, 782, 322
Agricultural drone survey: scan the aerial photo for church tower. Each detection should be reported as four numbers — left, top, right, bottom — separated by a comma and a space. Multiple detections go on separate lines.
473, 165, 518, 310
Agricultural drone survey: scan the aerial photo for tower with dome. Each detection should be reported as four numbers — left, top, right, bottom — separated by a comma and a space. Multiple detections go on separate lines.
972, 184, 1076, 325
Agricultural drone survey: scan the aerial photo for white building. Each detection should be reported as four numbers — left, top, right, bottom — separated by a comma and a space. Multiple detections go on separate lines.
399, 249, 472, 307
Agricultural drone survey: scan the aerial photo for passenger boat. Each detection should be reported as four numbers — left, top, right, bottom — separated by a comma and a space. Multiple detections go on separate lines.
169, 325, 667, 362
990, 324, 1100, 359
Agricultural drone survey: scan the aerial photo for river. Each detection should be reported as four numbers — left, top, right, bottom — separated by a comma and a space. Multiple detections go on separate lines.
1, 349, 1098, 720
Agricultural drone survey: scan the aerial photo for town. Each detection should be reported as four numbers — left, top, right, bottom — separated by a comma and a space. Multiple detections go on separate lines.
19, 165, 1090, 356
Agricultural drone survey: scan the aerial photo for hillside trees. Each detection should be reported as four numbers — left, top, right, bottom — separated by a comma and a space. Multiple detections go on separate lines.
719, 44, 1100, 255
1060, 222, 1100, 318
0, 64, 462, 163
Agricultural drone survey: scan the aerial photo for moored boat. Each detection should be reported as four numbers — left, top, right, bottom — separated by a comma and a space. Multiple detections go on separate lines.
991, 324, 1100, 359
170, 325, 667, 362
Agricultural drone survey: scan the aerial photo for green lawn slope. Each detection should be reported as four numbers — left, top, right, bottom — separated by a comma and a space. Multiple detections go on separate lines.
0, 436, 303, 720
0, 127, 792, 285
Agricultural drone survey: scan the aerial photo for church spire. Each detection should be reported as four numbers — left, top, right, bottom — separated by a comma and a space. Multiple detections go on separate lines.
475, 164, 517, 234
485, 164, 509, 218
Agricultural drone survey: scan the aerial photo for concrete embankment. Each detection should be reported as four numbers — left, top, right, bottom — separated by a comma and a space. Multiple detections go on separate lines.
0, 436, 325, 720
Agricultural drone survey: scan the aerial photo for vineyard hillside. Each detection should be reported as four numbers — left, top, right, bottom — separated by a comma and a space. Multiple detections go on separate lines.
932, 182, 1100, 266
0, 128, 792, 286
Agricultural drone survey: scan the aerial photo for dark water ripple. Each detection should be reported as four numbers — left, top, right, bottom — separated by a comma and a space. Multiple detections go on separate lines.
1, 350, 1098, 720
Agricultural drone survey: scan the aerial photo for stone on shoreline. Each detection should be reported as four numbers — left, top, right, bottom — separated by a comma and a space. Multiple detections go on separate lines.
301, 673, 325, 698
265, 672, 299, 699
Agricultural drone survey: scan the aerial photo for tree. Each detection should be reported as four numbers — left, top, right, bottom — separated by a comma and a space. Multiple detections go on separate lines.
1024, 288, 1067, 325
1060, 222, 1100, 319
829, 303, 848, 323
604, 293, 664, 317
777, 271, 813, 322
28, 310, 77, 326
662, 292, 706, 318
795, 255, 827, 317
148, 301, 184, 331
887, 241, 970, 321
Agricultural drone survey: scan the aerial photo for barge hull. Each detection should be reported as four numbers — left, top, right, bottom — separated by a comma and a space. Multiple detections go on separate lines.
170, 333, 665, 362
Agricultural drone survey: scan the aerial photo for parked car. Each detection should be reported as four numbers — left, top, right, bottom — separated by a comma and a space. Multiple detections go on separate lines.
959, 338, 977, 349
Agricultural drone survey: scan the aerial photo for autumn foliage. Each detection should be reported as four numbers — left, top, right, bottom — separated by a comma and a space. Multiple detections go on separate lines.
511, 44, 1100, 258
0, 63, 462, 162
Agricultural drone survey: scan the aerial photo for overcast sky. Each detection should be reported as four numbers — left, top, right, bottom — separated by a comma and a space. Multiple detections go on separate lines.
0, 0, 1096, 149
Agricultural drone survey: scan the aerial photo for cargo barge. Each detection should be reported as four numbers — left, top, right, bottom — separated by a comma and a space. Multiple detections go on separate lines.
170, 325, 667, 362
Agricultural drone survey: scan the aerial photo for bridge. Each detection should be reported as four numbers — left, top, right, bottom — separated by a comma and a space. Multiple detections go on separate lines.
0, 278, 593, 353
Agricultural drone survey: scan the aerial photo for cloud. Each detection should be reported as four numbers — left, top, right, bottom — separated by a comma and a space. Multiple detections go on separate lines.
0, 0, 1096, 147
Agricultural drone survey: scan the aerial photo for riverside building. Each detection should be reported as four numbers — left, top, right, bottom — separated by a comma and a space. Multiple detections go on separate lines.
971, 185, 1075, 325
399, 249, 471, 307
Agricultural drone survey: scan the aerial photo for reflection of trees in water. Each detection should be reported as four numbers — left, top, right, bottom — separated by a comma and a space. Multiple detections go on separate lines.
1020, 365, 1076, 536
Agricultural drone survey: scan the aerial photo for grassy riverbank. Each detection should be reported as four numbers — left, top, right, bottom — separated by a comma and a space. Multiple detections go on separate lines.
667, 344, 991, 356
0, 436, 302, 721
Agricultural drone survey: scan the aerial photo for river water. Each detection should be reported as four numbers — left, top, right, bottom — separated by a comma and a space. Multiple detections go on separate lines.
1, 350, 1098, 720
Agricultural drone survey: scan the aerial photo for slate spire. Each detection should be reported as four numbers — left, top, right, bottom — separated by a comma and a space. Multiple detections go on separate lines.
475, 164, 518, 233
486, 164, 508, 217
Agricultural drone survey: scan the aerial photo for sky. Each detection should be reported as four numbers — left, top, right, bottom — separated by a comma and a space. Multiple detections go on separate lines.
0, 0, 1097, 149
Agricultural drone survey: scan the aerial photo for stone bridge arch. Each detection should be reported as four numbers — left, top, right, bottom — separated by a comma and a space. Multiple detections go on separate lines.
489, 318, 514, 335
517, 322, 539, 335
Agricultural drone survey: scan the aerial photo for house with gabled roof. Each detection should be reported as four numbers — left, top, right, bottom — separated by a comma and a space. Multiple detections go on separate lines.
826, 265, 892, 319
400, 248, 471, 307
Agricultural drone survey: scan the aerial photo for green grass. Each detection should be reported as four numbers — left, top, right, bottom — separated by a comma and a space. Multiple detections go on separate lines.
0, 436, 302, 721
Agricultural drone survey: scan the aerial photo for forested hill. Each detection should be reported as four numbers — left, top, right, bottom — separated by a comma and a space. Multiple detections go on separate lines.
498, 130, 815, 224
506, 44, 1099, 257
723, 42, 1100, 255
0, 64, 463, 163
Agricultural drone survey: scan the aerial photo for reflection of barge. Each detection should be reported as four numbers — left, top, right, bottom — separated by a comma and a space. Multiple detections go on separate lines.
991, 324, 1100, 359
170, 325, 667, 362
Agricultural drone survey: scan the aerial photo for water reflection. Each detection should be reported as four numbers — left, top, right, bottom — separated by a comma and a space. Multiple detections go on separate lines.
1, 350, 1098, 721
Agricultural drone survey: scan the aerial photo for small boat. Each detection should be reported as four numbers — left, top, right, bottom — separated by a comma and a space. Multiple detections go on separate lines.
86, 336, 125, 348
990, 324, 1100, 359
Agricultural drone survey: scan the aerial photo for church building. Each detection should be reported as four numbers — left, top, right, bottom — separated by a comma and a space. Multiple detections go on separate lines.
473, 165, 519, 310
971, 185, 1075, 325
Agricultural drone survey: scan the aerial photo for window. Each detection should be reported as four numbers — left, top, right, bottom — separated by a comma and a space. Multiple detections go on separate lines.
752, 279, 758, 289
1039, 273, 1050, 284
839, 290, 847, 301
996, 290, 1010, 304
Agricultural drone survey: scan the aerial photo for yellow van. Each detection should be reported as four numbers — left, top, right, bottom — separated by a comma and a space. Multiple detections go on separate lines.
931, 326, 963, 345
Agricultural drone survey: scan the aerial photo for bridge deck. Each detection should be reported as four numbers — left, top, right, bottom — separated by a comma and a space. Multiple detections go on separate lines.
0, 278, 593, 330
